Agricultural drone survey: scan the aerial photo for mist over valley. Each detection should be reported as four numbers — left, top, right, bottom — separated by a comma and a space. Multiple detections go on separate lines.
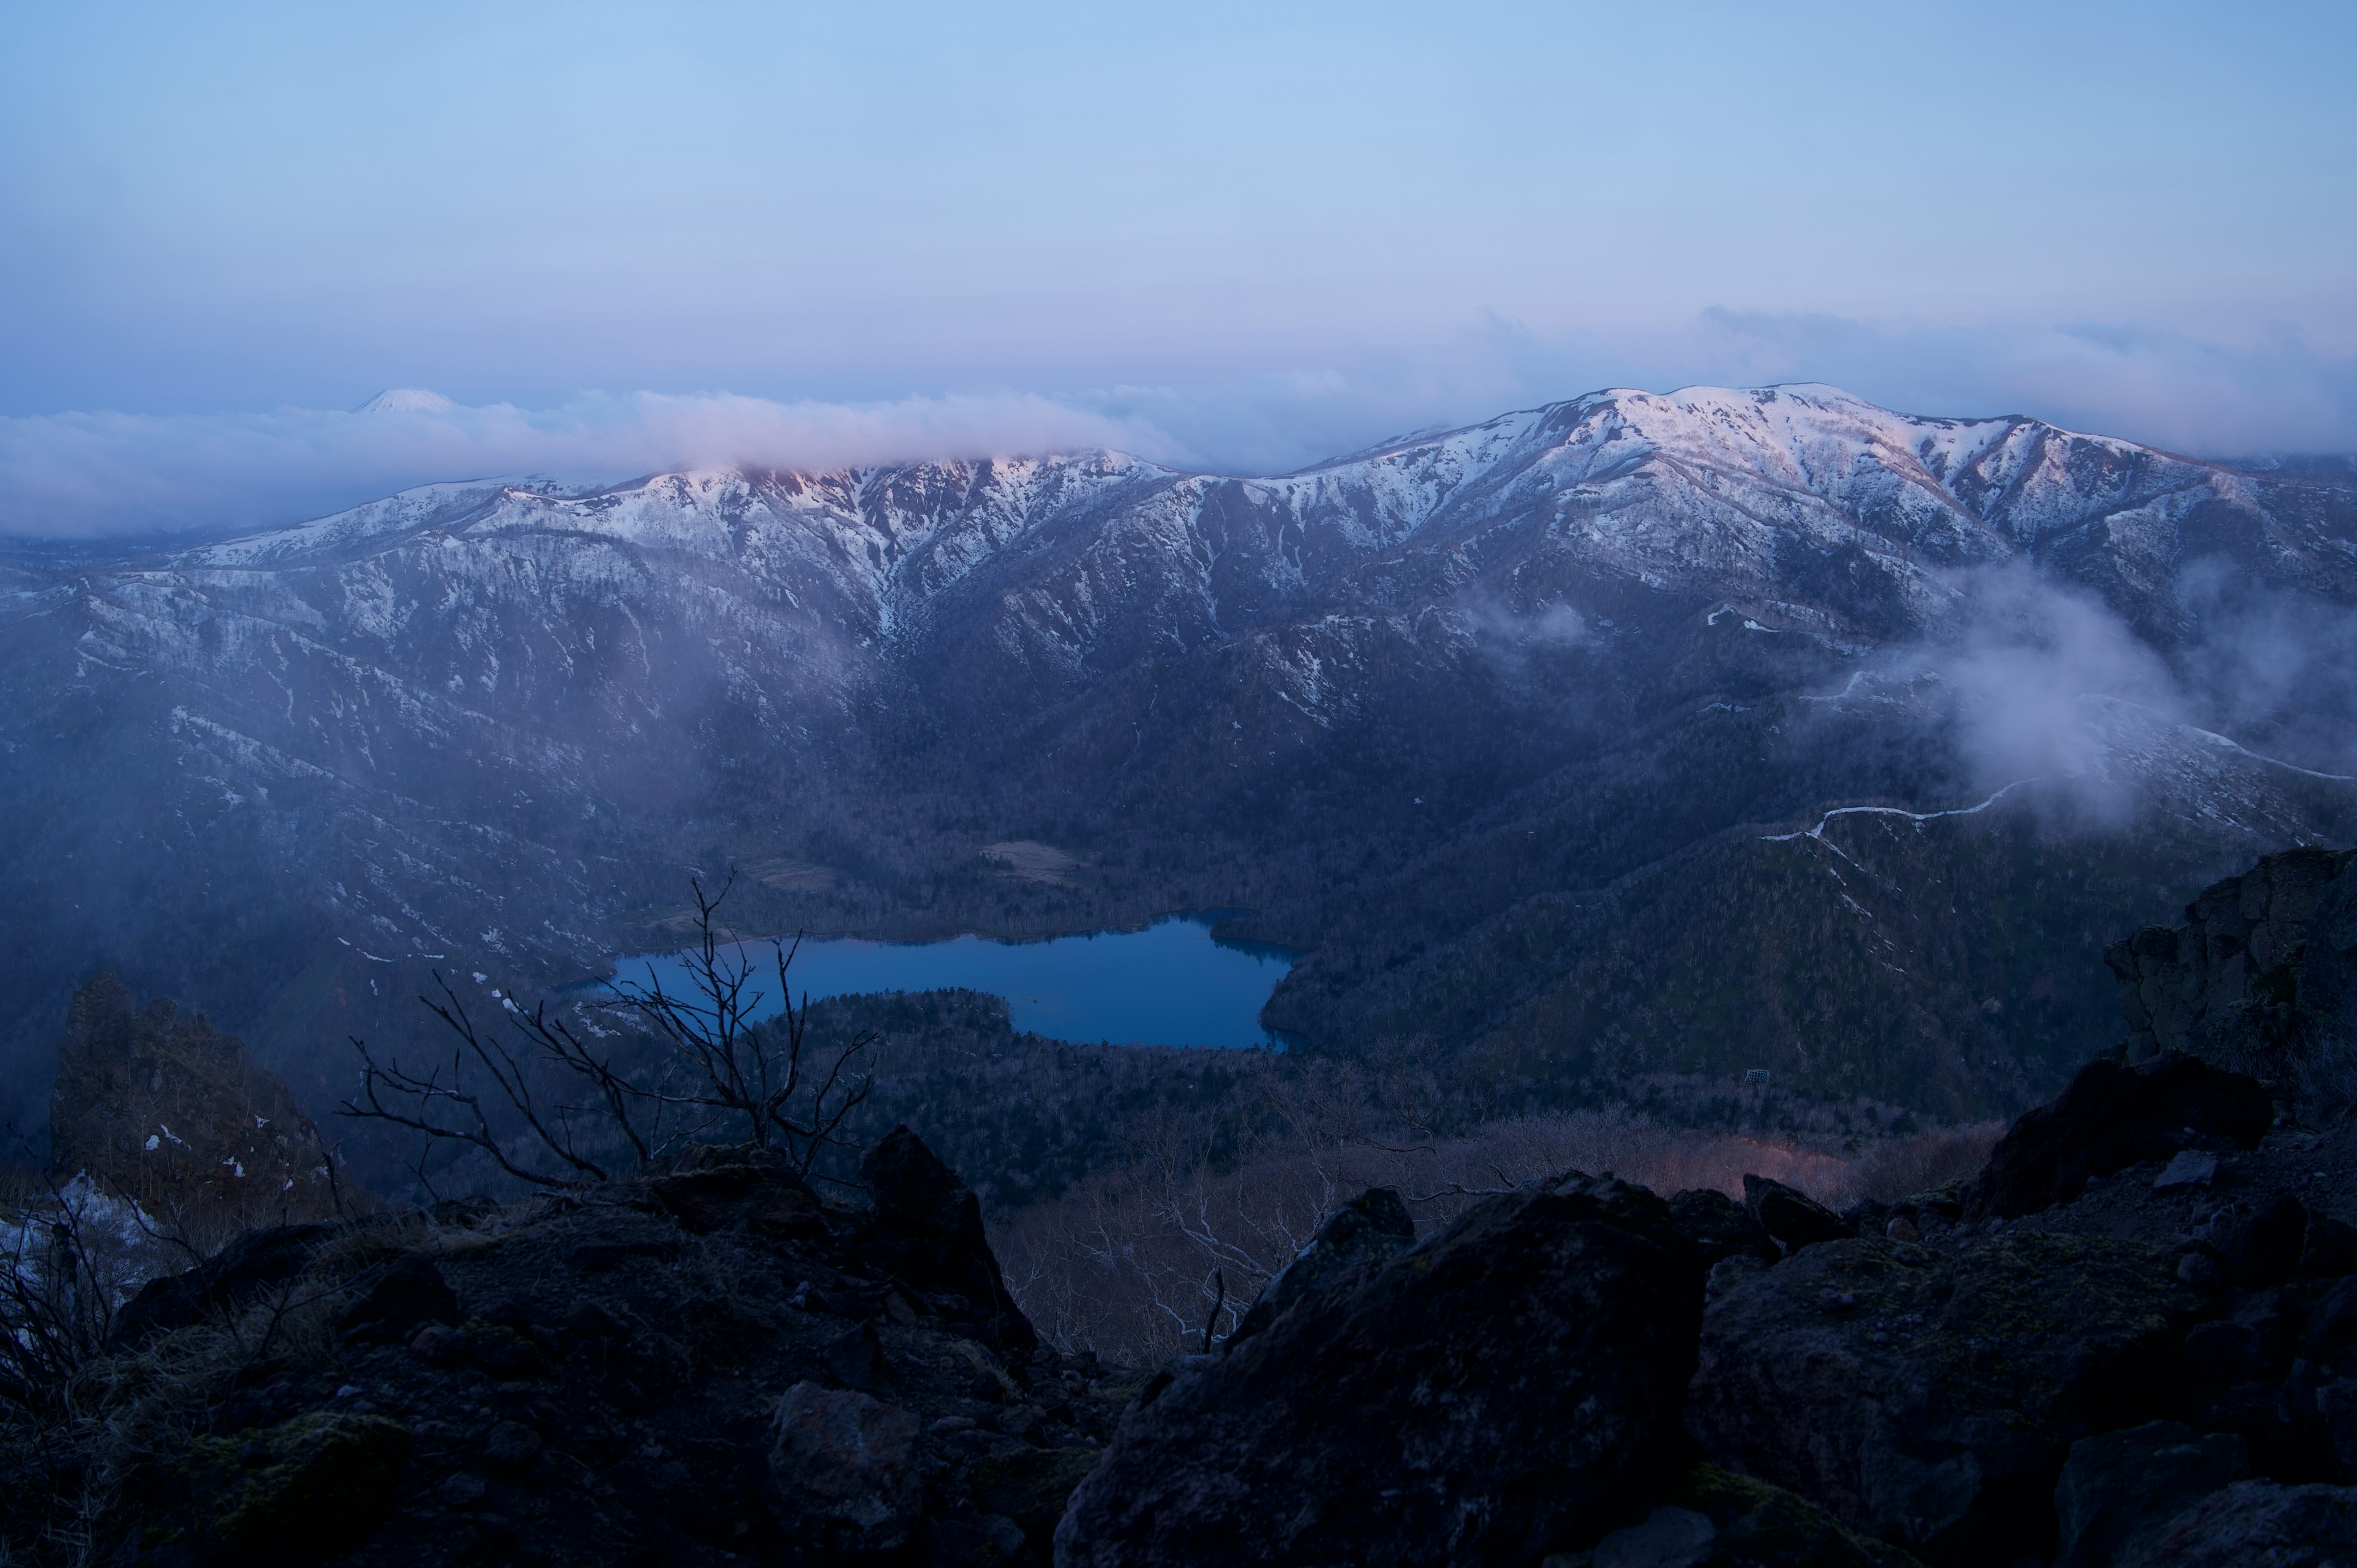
6, 383, 2353, 1161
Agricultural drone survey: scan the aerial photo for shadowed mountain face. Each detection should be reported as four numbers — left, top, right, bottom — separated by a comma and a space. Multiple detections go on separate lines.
4, 384, 2355, 1133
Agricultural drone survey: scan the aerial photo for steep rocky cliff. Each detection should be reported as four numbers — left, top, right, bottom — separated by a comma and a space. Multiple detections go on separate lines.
2107, 844, 2357, 1103
47, 974, 345, 1227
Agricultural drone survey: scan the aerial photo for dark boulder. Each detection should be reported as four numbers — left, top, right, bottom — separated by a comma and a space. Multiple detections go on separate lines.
2053, 1421, 2249, 1568
1964, 1056, 2273, 1222
965, 1445, 1102, 1549
766, 1381, 924, 1555
1577, 1464, 1924, 1567
861, 1124, 1036, 1356
645, 1141, 827, 1241
2216, 1194, 2310, 1288
2184, 1321, 2271, 1388
2306, 1276, 2357, 1362
335, 1253, 460, 1345
2302, 1214, 2357, 1276
2131, 1479, 2357, 1567
113, 1222, 335, 1344
819, 1316, 891, 1394
1056, 1173, 1705, 1567
1668, 1188, 1780, 1269
1228, 1185, 1415, 1345
1741, 1175, 1854, 1253
166, 1410, 411, 1565
1687, 1231, 2207, 1566
2320, 1381, 2357, 1480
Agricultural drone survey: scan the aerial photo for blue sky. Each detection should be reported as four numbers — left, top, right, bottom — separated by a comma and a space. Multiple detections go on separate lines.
3, 1, 2353, 535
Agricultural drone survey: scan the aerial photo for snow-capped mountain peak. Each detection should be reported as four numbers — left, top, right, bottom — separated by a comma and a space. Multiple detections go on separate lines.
354, 388, 456, 415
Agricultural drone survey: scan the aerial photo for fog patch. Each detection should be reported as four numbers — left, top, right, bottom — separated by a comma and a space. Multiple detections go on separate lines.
2176, 556, 2357, 778
1855, 560, 2357, 824
1457, 592, 1593, 678
1865, 565, 2179, 823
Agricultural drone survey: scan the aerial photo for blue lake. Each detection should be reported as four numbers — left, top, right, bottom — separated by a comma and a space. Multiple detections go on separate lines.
590, 915, 1300, 1050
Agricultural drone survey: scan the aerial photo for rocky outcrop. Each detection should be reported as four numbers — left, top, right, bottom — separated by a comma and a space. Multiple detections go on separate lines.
2106, 846, 2357, 1098
1741, 1174, 1856, 1253
1687, 1230, 2207, 1564
1550, 1464, 1921, 1568
2131, 1478, 2357, 1567
768, 1383, 926, 1554
48, 974, 344, 1225
1964, 1054, 2273, 1221
2053, 1422, 2250, 1568
36, 1130, 1123, 1568
1057, 1175, 1706, 1567
1227, 1184, 1415, 1344
165, 1411, 413, 1563
861, 1124, 1039, 1358
113, 1221, 338, 1344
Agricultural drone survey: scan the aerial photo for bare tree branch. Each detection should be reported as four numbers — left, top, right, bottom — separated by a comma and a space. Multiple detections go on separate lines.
341, 873, 878, 1194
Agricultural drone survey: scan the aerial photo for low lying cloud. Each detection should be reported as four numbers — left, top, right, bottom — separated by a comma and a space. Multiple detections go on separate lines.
0, 391, 1182, 541
2175, 558, 2357, 778
1688, 311, 2357, 458
1457, 592, 1595, 679
1876, 562, 2357, 823
6, 311, 2353, 543
1915, 566, 2181, 821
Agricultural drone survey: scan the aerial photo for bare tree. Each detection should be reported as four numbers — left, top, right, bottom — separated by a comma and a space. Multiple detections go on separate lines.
342, 875, 876, 1190
0, 1164, 154, 1413
605, 875, 877, 1168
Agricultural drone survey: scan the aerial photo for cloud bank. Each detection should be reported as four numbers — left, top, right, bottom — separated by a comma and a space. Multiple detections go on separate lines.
4, 312, 2352, 543
0, 392, 1183, 542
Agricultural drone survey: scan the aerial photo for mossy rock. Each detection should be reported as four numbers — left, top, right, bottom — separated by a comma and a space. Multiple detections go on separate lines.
1892, 1178, 1967, 1221
1689, 1233, 2206, 1564
967, 1444, 1102, 1540
1540, 1464, 1924, 1567
172, 1410, 410, 1563
1674, 1463, 1925, 1566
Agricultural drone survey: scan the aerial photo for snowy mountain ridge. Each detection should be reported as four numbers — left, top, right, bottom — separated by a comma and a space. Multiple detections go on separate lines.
162, 381, 2337, 667
4, 382, 2353, 1131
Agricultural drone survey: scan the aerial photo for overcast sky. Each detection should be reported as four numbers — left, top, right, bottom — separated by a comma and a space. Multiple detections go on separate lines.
4, 1, 2353, 537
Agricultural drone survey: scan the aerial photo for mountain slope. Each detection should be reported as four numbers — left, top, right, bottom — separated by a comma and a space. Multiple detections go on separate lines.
3, 384, 2353, 1136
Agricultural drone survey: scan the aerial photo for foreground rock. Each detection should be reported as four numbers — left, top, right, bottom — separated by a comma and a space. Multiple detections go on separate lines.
1964, 1054, 2272, 1222
2132, 1478, 2357, 1567
164, 1411, 413, 1562
2053, 1421, 2250, 1568
2107, 844, 2357, 1106
1227, 1184, 1415, 1343
1057, 1175, 1706, 1567
862, 1126, 1039, 1358
26, 1127, 1121, 1567
47, 973, 347, 1225
1542, 1464, 1919, 1568
1687, 1230, 2207, 1564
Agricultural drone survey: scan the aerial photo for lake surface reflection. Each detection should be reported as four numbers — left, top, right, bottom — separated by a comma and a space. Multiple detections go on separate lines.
594, 914, 1299, 1050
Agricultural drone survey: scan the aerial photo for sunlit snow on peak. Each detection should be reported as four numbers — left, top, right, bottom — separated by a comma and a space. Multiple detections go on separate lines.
354, 388, 456, 415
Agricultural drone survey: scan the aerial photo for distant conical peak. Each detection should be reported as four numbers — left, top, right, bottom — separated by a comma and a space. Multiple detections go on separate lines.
355, 387, 455, 415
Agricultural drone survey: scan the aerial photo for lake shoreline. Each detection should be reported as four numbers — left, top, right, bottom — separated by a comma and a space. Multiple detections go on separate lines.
563, 913, 1305, 1052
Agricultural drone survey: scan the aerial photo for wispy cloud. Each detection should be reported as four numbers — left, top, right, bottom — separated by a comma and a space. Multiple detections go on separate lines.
1687, 311, 2357, 457
0, 391, 1182, 541
5, 312, 2353, 541
1864, 561, 2357, 822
